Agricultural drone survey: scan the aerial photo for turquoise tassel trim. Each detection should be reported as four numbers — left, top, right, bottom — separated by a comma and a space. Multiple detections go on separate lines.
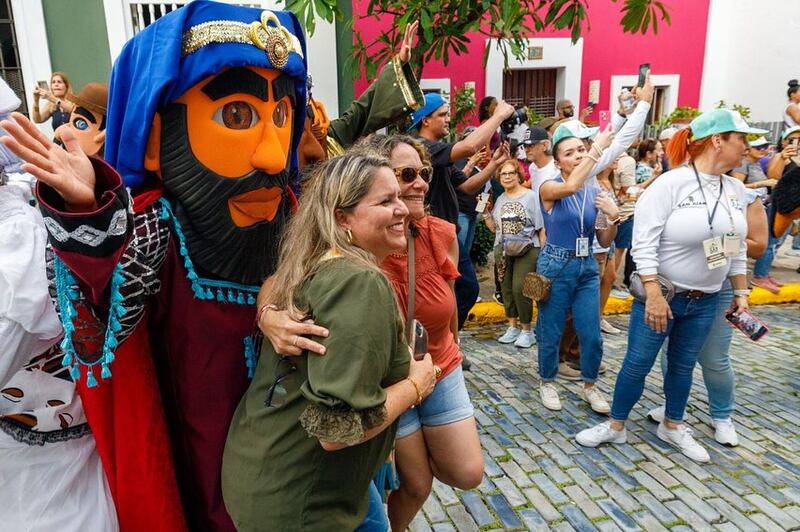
158, 198, 259, 306
243, 335, 258, 379
55, 257, 124, 387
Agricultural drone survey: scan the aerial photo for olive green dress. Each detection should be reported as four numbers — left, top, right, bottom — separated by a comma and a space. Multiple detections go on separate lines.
222, 258, 410, 531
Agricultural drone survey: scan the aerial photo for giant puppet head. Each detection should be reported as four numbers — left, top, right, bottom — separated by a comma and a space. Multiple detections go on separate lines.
104, 1, 307, 285
55, 82, 109, 157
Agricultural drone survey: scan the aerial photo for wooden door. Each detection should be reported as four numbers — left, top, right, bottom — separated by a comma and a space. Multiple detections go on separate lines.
502, 68, 557, 117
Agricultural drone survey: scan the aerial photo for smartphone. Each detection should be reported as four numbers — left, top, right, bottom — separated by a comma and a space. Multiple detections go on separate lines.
599, 110, 610, 130
637, 63, 650, 88
411, 319, 428, 360
725, 309, 768, 342
37, 80, 48, 91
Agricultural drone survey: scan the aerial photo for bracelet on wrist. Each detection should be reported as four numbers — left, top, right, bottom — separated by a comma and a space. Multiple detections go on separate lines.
733, 289, 751, 297
405, 377, 423, 407
590, 144, 603, 158
586, 154, 599, 163
255, 303, 279, 326
608, 215, 622, 225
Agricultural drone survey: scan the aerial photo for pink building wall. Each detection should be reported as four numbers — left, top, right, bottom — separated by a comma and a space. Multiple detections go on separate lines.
353, 1, 710, 124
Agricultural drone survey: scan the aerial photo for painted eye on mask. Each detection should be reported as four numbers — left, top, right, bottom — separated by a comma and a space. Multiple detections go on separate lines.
72, 118, 89, 131
213, 101, 260, 130
272, 100, 289, 128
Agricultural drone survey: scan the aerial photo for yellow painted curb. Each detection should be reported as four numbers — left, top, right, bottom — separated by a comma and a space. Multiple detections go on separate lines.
465, 284, 800, 327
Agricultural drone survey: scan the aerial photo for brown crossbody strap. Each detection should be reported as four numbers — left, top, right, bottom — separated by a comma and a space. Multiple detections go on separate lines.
406, 233, 415, 344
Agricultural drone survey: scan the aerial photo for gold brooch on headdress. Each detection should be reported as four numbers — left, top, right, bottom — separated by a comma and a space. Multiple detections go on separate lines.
181, 10, 303, 68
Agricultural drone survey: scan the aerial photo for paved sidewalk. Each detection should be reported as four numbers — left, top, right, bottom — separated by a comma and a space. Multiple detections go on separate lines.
412, 304, 800, 531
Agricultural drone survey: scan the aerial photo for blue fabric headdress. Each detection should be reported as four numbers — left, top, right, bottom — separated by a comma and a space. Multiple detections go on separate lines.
104, 0, 308, 190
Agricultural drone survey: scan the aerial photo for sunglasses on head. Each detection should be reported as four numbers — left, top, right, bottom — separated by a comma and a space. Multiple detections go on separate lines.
394, 166, 433, 184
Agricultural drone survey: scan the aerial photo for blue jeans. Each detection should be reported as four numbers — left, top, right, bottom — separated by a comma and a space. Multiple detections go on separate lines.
354, 482, 389, 532
611, 291, 720, 422
659, 284, 735, 419
397, 365, 474, 438
457, 211, 477, 252
753, 207, 788, 277
535, 244, 603, 383
455, 238, 479, 329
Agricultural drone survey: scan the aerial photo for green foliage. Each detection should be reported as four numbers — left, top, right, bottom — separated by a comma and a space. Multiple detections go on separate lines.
451, 84, 477, 138
527, 108, 545, 126
278, 0, 672, 81
470, 219, 495, 267
715, 99, 751, 120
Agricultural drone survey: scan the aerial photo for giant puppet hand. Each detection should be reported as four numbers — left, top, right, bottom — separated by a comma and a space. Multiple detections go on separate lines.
1, 112, 97, 211
397, 20, 418, 65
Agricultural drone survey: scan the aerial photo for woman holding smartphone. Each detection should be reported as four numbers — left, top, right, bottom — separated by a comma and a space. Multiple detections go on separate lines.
535, 123, 618, 413
32, 72, 74, 130
576, 109, 765, 462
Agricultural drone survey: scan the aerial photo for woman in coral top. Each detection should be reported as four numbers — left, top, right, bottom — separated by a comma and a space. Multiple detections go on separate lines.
362, 134, 483, 530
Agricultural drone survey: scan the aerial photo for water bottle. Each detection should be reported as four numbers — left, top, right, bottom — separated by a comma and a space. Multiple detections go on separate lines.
594, 189, 612, 230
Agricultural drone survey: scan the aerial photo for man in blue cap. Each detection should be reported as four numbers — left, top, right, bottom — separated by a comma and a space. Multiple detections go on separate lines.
409, 93, 513, 343
1, 2, 308, 530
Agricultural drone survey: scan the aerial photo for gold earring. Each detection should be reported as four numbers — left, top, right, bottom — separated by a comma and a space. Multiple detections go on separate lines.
346, 229, 353, 244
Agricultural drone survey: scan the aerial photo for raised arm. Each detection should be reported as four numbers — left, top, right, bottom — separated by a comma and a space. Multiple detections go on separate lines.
327, 22, 424, 149
450, 101, 514, 162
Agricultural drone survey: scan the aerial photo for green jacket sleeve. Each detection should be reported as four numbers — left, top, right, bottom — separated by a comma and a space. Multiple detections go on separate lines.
298, 264, 405, 445
326, 58, 424, 155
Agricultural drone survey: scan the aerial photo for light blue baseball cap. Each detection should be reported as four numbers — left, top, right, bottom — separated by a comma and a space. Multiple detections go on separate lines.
408, 93, 448, 130
689, 109, 767, 141
781, 125, 800, 140
551, 120, 599, 148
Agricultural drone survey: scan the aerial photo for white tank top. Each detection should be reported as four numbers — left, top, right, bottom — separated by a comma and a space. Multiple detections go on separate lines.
784, 102, 799, 128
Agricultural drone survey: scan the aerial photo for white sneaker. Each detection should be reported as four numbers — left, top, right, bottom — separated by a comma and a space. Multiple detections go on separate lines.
514, 330, 536, 348
712, 418, 739, 447
540, 383, 562, 411
647, 405, 665, 423
581, 386, 610, 414
785, 248, 800, 257
610, 288, 630, 299
576, 421, 627, 447
498, 326, 521, 344
600, 319, 621, 334
657, 422, 710, 462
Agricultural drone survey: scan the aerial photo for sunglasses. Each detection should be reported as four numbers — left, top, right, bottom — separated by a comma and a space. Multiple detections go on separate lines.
498, 171, 518, 178
394, 166, 433, 184
264, 356, 297, 408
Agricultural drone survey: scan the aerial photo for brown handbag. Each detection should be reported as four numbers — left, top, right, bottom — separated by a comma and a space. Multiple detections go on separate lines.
522, 256, 574, 302
522, 272, 552, 302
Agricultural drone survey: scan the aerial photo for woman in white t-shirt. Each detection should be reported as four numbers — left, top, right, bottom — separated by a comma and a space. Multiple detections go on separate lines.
784, 80, 800, 129
484, 160, 545, 348
576, 109, 766, 463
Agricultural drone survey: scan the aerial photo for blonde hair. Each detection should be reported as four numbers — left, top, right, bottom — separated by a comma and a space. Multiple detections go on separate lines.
266, 152, 391, 315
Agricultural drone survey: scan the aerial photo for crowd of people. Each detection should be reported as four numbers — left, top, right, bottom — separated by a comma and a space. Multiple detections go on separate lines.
1, 2, 799, 530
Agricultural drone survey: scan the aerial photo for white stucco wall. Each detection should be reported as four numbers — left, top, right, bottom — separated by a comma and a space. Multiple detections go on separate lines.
699, 0, 800, 122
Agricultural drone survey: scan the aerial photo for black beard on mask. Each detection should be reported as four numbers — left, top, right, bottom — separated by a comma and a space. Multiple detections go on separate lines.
159, 102, 291, 285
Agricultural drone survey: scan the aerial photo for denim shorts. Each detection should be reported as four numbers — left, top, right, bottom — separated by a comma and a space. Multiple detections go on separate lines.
614, 217, 634, 249
397, 365, 474, 439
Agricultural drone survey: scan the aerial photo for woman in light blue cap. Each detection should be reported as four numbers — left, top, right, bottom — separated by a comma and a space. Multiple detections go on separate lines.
534, 121, 620, 414
576, 109, 766, 463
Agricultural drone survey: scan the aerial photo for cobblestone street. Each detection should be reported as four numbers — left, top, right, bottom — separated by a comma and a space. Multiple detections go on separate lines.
412, 304, 800, 532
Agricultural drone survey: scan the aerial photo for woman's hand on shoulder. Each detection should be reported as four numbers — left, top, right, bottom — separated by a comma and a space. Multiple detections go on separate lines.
260, 307, 329, 356
408, 350, 436, 400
